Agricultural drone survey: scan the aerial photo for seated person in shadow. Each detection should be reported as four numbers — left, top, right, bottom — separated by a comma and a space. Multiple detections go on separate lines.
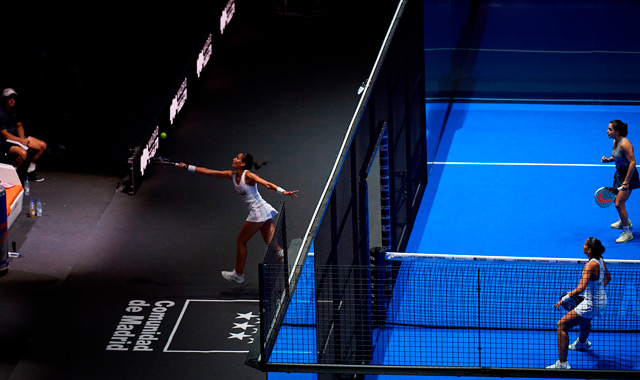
0, 88, 47, 182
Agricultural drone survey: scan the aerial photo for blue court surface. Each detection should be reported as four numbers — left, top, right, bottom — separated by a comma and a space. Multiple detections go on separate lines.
408, 102, 640, 260
268, 103, 640, 380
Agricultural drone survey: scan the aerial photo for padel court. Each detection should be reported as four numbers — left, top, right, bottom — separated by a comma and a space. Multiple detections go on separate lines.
268, 102, 640, 377
2, 1, 640, 379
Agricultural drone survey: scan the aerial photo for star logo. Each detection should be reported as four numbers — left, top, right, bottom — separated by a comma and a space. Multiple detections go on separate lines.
236, 311, 257, 321
228, 331, 252, 341
233, 321, 255, 330
227, 311, 260, 345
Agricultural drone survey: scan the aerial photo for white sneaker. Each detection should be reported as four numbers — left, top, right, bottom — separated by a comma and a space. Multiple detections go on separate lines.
568, 338, 591, 351
616, 231, 634, 244
546, 360, 571, 369
611, 219, 632, 229
221, 269, 245, 284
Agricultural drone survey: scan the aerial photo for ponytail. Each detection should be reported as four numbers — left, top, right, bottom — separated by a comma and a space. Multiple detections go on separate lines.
242, 153, 268, 170
610, 120, 629, 137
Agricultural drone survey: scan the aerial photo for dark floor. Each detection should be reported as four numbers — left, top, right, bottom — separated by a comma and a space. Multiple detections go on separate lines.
0, 2, 393, 379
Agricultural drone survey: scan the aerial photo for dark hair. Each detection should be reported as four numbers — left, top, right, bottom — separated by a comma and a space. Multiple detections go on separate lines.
241, 153, 268, 170
586, 237, 605, 259
610, 119, 629, 137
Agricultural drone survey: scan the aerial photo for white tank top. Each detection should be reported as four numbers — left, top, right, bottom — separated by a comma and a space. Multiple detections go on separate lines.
232, 170, 267, 209
584, 258, 607, 307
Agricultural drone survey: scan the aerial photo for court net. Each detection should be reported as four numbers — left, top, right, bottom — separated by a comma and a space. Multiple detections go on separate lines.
263, 252, 640, 375
385, 253, 640, 332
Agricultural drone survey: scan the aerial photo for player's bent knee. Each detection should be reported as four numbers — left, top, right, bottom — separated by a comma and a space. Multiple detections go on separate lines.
557, 320, 568, 331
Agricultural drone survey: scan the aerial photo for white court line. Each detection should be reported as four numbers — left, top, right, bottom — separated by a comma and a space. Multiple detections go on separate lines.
429, 161, 615, 167
164, 299, 258, 354
424, 47, 640, 55
425, 97, 640, 104
386, 252, 640, 266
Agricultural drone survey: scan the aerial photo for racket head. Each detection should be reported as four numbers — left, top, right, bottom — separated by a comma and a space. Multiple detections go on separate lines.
594, 187, 617, 208
561, 292, 585, 311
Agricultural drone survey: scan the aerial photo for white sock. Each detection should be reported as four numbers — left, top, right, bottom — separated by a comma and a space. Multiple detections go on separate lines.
623, 226, 630, 233
28, 163, 36, 173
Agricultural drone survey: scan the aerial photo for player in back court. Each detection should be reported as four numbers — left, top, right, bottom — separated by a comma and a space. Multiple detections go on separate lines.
178, 153, 298, 284
601, 120, 638, 243
547, 237, 611, 369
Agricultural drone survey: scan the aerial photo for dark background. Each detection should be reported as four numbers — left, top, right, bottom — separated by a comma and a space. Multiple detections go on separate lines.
424, 0, 640, 103
0, 1, 396, 379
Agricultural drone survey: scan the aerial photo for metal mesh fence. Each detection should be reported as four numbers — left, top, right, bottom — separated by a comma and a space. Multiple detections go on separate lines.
260, 255, 640, 378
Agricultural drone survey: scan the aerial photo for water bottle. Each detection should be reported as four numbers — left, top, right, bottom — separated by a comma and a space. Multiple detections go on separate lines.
36, 198, 43, 217
29, 198, 36, 218
24, 177, 30, 196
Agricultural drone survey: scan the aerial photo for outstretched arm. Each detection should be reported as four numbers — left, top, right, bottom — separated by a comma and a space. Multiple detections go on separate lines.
245, 171, 299, 198
178, 162, 232, 179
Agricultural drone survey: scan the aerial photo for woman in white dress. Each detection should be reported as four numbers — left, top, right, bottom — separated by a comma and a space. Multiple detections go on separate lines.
179, 153, 298, 284
547, 237, 611, 369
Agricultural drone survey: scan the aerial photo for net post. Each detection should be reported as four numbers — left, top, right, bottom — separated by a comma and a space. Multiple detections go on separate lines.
370, 246, 390, 329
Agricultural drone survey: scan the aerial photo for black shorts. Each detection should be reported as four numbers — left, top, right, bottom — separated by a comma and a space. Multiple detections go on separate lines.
614, 166, 640, 190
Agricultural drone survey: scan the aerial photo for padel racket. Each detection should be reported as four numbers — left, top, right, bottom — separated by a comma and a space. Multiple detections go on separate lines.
152, 156, 179, 167
594, 187, 619, 208
561, 292, 584, 311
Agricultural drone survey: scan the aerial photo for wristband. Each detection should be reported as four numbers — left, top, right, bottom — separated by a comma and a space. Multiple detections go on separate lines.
561, 294, 571, 303
188, 165, 196, 173
277, 187, 286, 195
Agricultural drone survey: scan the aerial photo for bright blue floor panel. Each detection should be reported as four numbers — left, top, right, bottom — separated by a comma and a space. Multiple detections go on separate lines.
427, 103, 640, 164
411, 102, 640, 260
407, 163, 640, 259
269, 325, 316, 364
370, 327, 639, 370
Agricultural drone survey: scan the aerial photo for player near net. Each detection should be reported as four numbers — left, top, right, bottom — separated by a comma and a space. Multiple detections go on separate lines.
601, 120, 639, 243
178, 153, 298, 284
547, 237, 611, 370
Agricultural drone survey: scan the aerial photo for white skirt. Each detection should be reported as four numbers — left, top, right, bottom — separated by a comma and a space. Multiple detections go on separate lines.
246, 201, 277, 223
575, 298, 607, 320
